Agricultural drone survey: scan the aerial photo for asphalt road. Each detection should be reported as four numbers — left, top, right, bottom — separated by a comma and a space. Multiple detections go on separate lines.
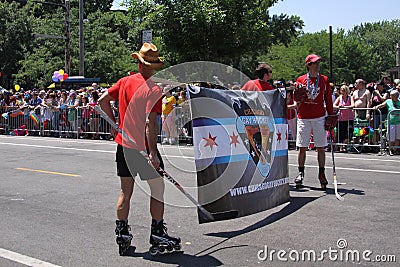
0, 135, 399, 267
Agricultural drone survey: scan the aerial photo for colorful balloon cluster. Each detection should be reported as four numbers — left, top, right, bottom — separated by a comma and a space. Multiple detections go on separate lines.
52, 69, 69, 82
353, 126, 374, 137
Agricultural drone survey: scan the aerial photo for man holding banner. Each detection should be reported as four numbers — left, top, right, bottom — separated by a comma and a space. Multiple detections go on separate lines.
293, 54, 337, 190
241, 63, 275, 91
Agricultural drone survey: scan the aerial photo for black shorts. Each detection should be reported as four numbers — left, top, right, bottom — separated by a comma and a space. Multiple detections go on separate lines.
116, 145, 164, 180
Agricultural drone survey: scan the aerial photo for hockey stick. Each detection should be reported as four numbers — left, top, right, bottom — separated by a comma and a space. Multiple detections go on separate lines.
329, 129, 344, 201
94, 105, 238, 222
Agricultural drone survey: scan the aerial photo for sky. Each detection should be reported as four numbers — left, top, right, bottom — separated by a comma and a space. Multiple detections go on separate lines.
112, 0, 399, 33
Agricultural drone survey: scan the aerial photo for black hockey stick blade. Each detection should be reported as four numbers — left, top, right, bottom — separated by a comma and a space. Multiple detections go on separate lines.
198, 209, 239, 224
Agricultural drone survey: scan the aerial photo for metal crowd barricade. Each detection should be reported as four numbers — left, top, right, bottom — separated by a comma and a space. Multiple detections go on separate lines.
386, 108, 400, 154
287, 107, 297, 149
346, 107, 383, 154
175, 103, 192, 144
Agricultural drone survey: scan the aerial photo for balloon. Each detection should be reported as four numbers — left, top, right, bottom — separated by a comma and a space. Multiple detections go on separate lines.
54, 71, 59, 77
57, 73, 63, 80
14, 84, 20, 91
60, 79, 64, 82
353, 127, 360, 137
59, 69, 64, 75
63, 73, 68, 80
52, 75, 59, 82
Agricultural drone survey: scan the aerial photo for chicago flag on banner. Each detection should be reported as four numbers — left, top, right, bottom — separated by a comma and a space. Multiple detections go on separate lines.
187, 84, 290, 223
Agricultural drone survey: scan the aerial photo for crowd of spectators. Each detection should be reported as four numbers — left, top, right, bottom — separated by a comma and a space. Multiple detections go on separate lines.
0, 83, 115, 139
1, 77, 399, 153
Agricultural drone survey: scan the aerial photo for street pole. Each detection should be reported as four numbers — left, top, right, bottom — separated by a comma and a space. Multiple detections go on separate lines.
65, 0, 70, 75
396, 42, 400, 78
329, 26, 333, 83
31, 0, 70, 74
79, 0, 84, 76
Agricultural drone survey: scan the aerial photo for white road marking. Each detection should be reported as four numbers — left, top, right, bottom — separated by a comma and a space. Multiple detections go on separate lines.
0, 141, 194, 159
1, 140, 399, 173
288, 164, 400, 174
0, 248, 61, 267
288, 152, 400, 163
0, 142, 113, 154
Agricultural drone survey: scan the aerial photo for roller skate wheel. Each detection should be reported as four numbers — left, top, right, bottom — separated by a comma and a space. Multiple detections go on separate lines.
174, 244, 182, 251
149, 246, 158, 255
158, 246, 166, 254
166, 246, 173, 252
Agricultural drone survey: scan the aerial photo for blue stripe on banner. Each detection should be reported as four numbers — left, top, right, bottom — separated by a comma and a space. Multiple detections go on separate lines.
273, 150, 287, 157
212, 154, 251, 164
274, 118, 287, 124
196, 150, 287, 168
193, 118, 236, 127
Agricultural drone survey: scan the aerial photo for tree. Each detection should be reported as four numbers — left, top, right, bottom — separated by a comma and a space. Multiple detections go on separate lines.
18, 5, 133, 88
127, 0, 303, 77
84, 0, 113, 14
0, 2, 33, 89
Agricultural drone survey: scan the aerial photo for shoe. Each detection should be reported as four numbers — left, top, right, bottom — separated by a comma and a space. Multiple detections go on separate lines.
294, 172, 304, 188
318, 173, 328, 191
161, 139, 170, 145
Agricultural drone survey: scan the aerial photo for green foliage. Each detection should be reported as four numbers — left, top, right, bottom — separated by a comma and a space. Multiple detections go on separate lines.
84, 0, 113, 14
266, 21, 400, 84
126, 0, 303, 77
0, 1, 33, 88
1, 1, 400, 89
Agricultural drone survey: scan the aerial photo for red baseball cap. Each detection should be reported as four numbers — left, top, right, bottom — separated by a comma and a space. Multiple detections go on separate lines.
305, 54, 322, 65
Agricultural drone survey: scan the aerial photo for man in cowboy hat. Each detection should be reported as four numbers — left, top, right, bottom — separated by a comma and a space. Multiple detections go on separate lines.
293, 54, 336, 190
98, 43, 181, 255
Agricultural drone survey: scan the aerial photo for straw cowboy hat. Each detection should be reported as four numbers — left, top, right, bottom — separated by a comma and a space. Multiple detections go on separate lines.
132, 43, 164, 69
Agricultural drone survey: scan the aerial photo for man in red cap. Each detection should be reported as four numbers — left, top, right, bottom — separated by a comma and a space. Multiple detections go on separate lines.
293, 54, 337, 190
98, 43, 180, 255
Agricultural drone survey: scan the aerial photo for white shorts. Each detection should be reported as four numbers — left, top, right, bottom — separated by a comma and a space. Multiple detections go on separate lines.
388, 124, 400, 142
296, 116, 327, 147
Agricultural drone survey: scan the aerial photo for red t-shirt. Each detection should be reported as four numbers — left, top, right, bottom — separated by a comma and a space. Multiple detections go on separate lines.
295, 73, 334, 119
108, 73, 162, 150
241, 79, 275, 91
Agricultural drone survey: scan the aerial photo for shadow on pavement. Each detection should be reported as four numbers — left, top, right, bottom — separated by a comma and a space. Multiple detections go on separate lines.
289, 184, 365, 197
122, 246, 223, 266
204, 196, 318, 239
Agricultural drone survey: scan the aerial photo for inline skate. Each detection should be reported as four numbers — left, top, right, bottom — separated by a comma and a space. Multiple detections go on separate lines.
149, 219, 181, 255
115, 220, 133, 256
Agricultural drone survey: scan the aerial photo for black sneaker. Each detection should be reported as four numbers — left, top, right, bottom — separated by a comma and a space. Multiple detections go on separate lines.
318, 173, 328, 191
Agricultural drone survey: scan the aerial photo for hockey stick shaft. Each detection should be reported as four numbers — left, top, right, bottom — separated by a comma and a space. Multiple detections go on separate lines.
330, 129, 344, 201
94, 105, 215, 221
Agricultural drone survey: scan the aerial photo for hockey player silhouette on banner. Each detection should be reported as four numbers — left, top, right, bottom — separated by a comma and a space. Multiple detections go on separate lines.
232, 93, 274, 177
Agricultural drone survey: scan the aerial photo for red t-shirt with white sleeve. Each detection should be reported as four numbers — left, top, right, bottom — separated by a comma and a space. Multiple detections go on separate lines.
295, 73, 334, 119
108, 73, 162, 150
